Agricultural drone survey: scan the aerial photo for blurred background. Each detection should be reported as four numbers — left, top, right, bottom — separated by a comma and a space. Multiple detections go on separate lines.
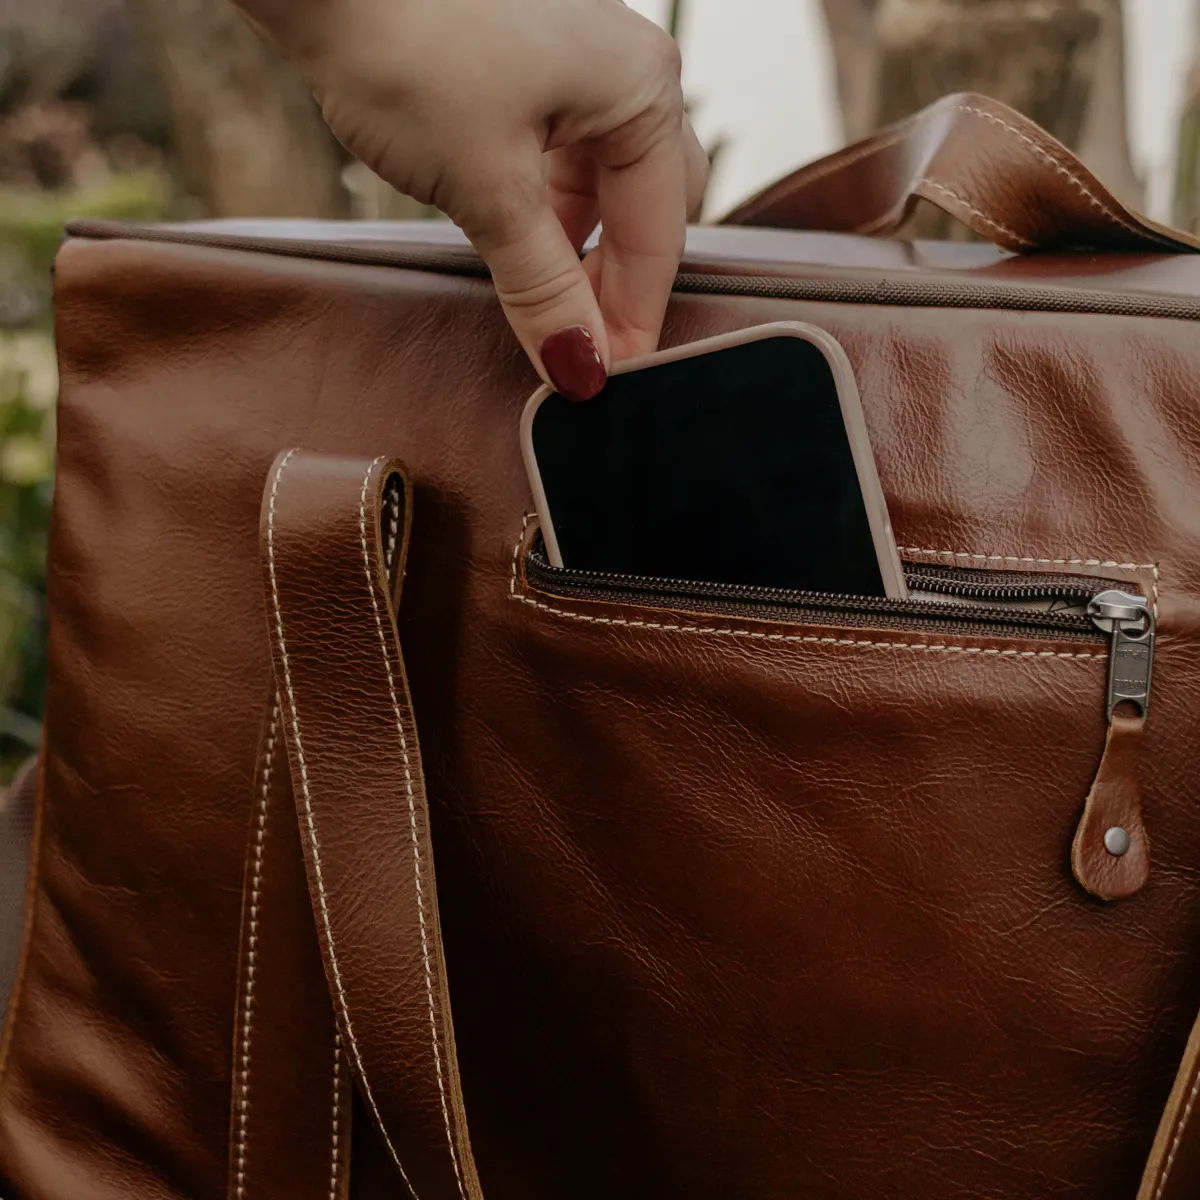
0, 0, 1198, 778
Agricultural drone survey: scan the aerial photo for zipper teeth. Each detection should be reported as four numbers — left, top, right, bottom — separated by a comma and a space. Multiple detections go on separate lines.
525, 559, 1100, 608
65, 220, 1200, 324
903, 570, 1099, 604
523, 549, 1109, 639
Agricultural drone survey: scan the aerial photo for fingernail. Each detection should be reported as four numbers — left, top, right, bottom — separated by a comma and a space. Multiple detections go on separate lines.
540, 325, 607, 401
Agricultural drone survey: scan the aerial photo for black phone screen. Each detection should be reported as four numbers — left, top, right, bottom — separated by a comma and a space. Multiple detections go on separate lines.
530, 334, 887, 595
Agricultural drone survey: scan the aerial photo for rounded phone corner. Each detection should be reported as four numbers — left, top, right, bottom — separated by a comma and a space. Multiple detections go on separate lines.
519, 381, 565, 569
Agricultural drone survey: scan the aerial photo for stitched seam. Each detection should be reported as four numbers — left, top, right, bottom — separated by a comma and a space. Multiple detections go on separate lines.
915, 179, 1034, 247
510, 518, 1101, 660
358, 462, 467, 1200
899, 545, 1156, 570
1154, 1066, 1200, 1198
266, 449, 424, 1200
234, 697, 278, 1200
951, 102, 1182, 250
328, 1032, 343, 1200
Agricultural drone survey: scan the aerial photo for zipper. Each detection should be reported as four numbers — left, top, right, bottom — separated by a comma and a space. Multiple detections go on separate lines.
525, 544, 1161, 733
64, 219, 1200, 324
1087, 590, 1156, 719
1073, 589, 1155, 901
523, 543, 1113, 642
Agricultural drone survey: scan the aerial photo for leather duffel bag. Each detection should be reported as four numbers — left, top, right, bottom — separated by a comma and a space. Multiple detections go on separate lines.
5, 92, 1200, 1200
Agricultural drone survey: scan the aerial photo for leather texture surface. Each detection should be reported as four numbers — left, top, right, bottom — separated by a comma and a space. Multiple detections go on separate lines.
5, 96, 1200, 1200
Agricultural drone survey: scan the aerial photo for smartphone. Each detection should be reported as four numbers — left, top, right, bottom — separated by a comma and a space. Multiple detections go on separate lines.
520, 322, 907, 599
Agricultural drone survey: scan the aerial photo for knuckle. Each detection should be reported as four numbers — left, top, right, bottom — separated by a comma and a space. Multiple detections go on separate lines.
660, 39, 685, 86
642, 25, 684, 82
492, 246, 581, 315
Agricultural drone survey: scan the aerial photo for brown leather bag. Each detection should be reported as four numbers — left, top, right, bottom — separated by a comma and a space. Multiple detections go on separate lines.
5, 92, 1200, 1200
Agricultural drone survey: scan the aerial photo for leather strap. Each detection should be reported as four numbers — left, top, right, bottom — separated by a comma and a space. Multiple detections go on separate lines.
225, 697, 351, 1200
722, 92, 1200, 254
254, 448, 1200, 1198
260, 449, 483, 1200
1138, 1006, 1200, 1199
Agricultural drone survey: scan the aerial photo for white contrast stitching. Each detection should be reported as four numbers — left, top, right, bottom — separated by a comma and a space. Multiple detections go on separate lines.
914, 179, 1034, 247
1154, 1064, 1200, 1199
899, 545, 1156, 571
266, 449, 424, 1200
328, 1032, 344, 1200
513, 592, 1100, 658
233, 697, 279, 1200
952, 103, 1182, 250
510, 518, 1101, 661
357, 462, 467, 1200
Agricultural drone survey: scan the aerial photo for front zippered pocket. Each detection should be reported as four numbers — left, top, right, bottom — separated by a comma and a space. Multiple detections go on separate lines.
523, 537, 1156, 901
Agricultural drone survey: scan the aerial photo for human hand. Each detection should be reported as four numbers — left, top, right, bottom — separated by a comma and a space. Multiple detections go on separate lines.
238, 0, 708, 399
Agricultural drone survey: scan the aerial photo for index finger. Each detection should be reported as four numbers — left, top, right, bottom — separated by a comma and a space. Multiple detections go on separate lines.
587, 117, 689, 362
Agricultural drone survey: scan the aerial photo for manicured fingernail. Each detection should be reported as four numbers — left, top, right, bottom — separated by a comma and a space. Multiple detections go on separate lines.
540, 325, 607, 401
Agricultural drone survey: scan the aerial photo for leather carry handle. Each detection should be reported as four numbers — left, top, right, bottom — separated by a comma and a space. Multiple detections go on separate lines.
721, 92, 1200, 255
1138, 1010, 1200, 1199
257, 448, 1200, 1199
261, 449, 484, 1200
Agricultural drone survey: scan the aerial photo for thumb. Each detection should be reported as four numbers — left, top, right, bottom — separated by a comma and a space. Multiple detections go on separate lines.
461, 166, 610, 402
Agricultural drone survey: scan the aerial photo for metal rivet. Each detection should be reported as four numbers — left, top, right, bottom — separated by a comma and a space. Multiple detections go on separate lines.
1104, 826, 1132, 857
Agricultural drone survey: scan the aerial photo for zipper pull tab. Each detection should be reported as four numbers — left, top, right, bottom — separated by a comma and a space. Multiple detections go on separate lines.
1071, 591, 1155, 901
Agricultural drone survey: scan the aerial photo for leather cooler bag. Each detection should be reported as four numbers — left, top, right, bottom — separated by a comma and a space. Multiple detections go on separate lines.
8, 92, 1200, 1199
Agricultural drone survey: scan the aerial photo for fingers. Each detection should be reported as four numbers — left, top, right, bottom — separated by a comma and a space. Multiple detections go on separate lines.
548, 146, 601, 253
549, 119, 705, 253
463, 146, 610, 401
587, 104, 689, 362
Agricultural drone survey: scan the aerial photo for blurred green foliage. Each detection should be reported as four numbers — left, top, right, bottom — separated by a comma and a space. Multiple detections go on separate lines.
0, 330, 55, 780
0, 169, 169, 780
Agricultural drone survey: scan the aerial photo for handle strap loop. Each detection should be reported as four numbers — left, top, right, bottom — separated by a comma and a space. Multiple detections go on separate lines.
260, 449, 483, 1200
722, 93, 1200, 254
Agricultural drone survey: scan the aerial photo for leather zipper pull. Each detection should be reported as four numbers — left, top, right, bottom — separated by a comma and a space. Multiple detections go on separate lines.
1071, 591, 1155, 901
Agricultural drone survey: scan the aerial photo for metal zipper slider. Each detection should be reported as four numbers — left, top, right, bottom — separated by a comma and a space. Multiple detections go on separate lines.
1071, 590, 1155, 901
1087, 589, 1156, 720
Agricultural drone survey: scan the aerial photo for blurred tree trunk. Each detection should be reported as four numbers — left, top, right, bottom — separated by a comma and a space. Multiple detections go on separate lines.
1075, 0, 1142, 211
1175, 0, 1200, 231
820, 0, 1144, 237
128, 0, 348, 217
818, 0, 880, 143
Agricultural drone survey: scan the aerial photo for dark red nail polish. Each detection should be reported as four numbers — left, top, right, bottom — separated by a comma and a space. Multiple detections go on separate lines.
540, 325, 607, 401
